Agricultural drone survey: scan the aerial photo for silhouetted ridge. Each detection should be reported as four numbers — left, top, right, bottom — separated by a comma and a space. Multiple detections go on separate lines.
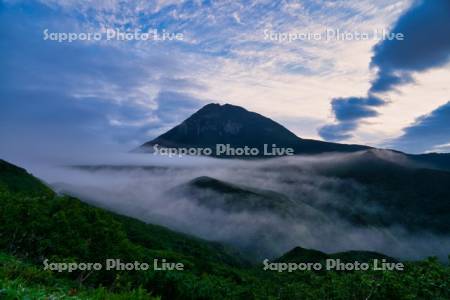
276, 246, 397, 264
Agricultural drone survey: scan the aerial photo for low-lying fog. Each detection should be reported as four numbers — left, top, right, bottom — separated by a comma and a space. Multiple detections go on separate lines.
18, 151, 450, 262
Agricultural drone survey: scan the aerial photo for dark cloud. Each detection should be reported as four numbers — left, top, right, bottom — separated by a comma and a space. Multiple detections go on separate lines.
370, 0, 450, 93
331, 96, 385, 122
390, 101, 450, 153
318, 122, 357, 142
320, 0, 450, 143
318, 95, 384, 141
369, 71, 414, 94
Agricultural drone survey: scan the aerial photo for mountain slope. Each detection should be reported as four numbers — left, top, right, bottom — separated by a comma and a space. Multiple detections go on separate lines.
172, 176, 296, 215
171, 175, 329, 223
140, 103, 370, 156
0, 159, 252, 299
1, 159, 449, 299
0, 159, 54, 197
169, 150, 450, 234
0, 160, 246, 266
311, 150, 450, 233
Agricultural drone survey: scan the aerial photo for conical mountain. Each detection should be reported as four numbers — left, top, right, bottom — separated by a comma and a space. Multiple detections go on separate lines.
140, 103, 370, 156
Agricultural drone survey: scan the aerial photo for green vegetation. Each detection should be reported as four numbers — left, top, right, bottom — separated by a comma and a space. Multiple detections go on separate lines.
0, 159, 449, 299
0, 252, 157, 299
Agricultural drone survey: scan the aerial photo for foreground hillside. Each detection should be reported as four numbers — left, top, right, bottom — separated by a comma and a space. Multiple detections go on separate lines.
0, 252, 159, 300
0, 159, 449, 299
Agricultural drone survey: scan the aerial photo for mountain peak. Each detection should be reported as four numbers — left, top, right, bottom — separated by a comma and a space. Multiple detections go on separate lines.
195, 102, 252, 116
139, 103, 370, 156
200, 103, 244, 109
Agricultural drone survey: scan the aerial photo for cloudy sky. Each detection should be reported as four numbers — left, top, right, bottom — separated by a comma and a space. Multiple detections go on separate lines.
1, 0, 449, 157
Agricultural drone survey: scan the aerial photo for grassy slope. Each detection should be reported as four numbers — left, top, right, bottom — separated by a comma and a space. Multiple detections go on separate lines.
0, 252, 158, 300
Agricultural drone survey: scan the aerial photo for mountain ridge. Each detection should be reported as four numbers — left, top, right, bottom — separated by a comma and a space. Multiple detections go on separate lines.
138, 103, 450, 170
139, 103, 371, 156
